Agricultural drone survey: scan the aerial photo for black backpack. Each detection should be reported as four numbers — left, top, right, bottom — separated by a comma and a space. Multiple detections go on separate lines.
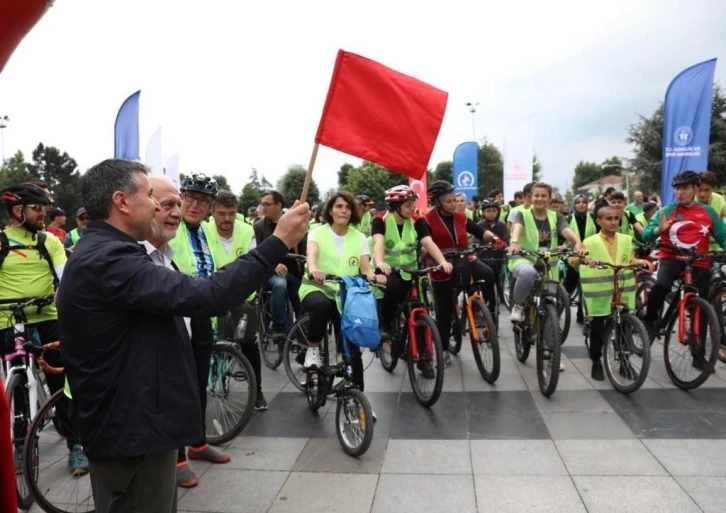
0, 230, 60, 287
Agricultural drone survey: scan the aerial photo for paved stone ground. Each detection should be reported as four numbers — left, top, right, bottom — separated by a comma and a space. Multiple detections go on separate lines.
168, 320, 726, 513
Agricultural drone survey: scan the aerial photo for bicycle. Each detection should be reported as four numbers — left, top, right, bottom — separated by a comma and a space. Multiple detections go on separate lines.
637, 243, 721, 389
378, 266, 445, 406
441, 244, 500, 384
1, 295, 57, 510
582, 261, 652, 393
508, 248, 574, 397
283, 275, 375, 456
20, 348, 95, 513
706, 253, 726, 362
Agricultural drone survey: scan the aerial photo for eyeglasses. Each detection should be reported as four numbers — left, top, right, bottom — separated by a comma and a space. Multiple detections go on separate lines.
183, 194, 212, 207
260, 202, 276, 208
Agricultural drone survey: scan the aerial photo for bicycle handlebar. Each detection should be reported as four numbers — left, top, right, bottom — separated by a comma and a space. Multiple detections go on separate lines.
442, 243, 495, 258
23, 341, 64, 375
507, 248, 582, 260
588, 261, 647, 272
285, 253, 308, 262
0, 295, 55, 312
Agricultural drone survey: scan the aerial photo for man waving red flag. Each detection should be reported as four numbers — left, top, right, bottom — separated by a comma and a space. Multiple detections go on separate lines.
315, 50, 448, 181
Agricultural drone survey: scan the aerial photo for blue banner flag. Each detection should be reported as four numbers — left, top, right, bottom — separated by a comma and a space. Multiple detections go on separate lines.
453, 141, 478, 201
114, 90, 141, 160
661, 59, 717, 203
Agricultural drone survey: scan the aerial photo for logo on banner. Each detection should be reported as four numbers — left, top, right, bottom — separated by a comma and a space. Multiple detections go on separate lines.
410, 179, 425, 196
504, 160, 528, 181
456, 171, 475, 188
674, 126, 693, 147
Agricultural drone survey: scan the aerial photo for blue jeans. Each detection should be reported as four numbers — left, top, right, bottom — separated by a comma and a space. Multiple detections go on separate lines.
269, 274, 302, 327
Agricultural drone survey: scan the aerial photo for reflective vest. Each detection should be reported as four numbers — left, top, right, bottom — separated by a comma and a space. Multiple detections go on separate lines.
204, 219, 256, 300
169, 221, 217, 277
358, 212, 372, 235
635, 212, 647, 228
703, 192, 725, 251
619, 214, 635, 238
568, 213, 596, 241
425, 209, 468, 281
64, 376, 72, 399
70, 228, 82, 244
508, 209, 560, 281
298, 225, 364, 304
382, 213, 418, 280
579, 233, 636, 317
367, 235, 384, 300
498, 206, 510, 224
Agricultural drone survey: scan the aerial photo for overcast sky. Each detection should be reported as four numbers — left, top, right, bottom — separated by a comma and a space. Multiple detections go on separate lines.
1, 0, 724, 198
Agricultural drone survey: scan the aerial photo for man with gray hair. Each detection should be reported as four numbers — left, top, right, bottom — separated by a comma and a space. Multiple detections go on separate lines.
58, 159, 309, 513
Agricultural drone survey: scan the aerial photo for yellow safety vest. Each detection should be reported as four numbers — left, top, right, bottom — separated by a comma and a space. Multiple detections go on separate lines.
204, 219, 256, 300
168, 221, 217, 277
579, 233, 636, 317
382, 213, 418, 280
508, 209, 560, 281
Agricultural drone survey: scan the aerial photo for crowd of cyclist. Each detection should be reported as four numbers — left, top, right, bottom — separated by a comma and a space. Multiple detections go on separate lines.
2, 166, 726, 510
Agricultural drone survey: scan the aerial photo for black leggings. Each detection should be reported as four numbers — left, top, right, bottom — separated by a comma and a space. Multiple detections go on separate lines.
301, 291, 364, 391
563, 261, 584, 320
432, 260, 497, 345
588, 316, 609, 361
380, 272, 412, 329
644, 259, 710, 323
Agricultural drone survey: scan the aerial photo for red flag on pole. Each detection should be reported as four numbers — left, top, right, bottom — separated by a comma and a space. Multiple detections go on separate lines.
315, 50, 448, 181
409, 175, 428, 214
0, 0, 50, 74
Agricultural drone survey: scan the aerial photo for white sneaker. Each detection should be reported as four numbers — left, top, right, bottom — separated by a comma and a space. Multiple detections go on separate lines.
559, 361, 565, 371
304, 347, 321, 369
510, 305, 524, 323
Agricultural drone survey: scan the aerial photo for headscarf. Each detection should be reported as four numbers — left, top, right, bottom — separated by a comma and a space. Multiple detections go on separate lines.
572, 193, 589, 217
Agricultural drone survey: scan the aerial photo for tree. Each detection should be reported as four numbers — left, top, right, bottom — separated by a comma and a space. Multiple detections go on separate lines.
28, 144, 83, 230
0, 150, 32, 189
532, 153, 542, 182
238, 183, 261, 215
343, 161, 408, 206
572, 161, 603, 190
277, 165, 321, 207
338, 163, 354, 188
433, 160, 453, 183
211, 174, 229, 191
477, 142, 504, 197
627, 85, 726, 194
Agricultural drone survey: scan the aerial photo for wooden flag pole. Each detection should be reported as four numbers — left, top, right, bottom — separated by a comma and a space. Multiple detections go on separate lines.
299, 142, 319, 204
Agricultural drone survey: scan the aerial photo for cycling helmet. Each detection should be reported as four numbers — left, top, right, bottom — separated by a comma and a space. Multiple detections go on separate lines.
385, 185, 418, 207
355, 194, 374, 205
481, 198, 501, 217
0, 183, 52, 207
247, 206, 257, 216
671, 170, 701, 187
427, 180, 455, 200
180, 172, 219, 198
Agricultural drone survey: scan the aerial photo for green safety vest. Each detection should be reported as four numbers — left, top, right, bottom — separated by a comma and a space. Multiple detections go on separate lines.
568, 213, 597, 241
309, 221, 321, 230
168, 221, 217, 277
498, 206, 509, 224
635, 212, 647, 227
619, 214, 635, 238
382, 213, 418, 281
508, 209, 560, 281
70, 228, 82, 244
358, 212, 372, 236
64, 376, 72, 399
579, 233, 636, 317
367, 235, 385, 300
204, 219, 256, 300
298, 225, 364, 304
701, 192, 725, 251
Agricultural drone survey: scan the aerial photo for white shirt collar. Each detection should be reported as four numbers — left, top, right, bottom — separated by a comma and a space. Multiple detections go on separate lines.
139, 240, 175, 263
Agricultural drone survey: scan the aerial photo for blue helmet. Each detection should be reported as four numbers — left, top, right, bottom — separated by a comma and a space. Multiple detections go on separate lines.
180, 172, 219, 198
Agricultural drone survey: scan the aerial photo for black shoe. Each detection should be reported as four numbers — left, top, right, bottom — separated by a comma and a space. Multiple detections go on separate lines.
576, 315, 584, 325
271, 324, 286, 340
255, 392, 269, 411
591, 360, 605, 381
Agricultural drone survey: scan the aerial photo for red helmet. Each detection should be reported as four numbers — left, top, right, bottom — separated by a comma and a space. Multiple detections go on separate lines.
385, 185, 418, 206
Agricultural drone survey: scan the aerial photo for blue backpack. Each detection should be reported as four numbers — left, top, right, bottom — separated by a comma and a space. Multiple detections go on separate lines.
339, 276, 381, 351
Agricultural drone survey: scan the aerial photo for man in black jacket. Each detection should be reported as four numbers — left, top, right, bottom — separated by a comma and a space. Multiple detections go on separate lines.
58, 159, 309, 513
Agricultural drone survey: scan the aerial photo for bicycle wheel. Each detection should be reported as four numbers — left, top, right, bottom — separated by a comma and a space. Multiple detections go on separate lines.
663, 296, 720, 390
536, 303, 561, 397
449, 294, 464, 355
469, 298, 500, 383
407, 312, 444, 407
283, 314, 311, 392
380, 310, 403, 373
257, 296, 284, 370
603, 313, 651, 394
513, 302, 532, 363
335, 388, 374, 457
502, 267, 513, 311
205, 342, 257, 445
7, 372, 34, 510
556, 283, 571, 344
23, 389, 94, 513
710, 284, 726, 363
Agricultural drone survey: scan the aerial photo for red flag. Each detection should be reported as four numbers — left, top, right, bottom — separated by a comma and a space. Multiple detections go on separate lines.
315, 50, 448, 181
0, 0, 50, 74
409, 175, 428, 214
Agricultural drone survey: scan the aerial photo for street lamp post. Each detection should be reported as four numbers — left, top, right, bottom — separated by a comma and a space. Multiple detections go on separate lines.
0, 115, 8, 164
465, 102, 479, 142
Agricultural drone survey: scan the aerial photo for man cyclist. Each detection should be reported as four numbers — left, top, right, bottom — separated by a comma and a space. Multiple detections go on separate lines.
424, 180, 504, 365
372, 185, 453, 344
355, 194, 375, 235
0, 183, 88, 475
63, 207, 89, 250
641, 171, 726, 357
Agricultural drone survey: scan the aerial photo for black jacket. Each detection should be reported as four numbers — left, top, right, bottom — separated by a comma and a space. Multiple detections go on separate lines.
58, 221, 287, 461
253, 217, 307, 278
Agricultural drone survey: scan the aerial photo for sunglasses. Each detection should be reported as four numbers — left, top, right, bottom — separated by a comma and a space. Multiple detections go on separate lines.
77, 215, 90, 222
25, 204, 46, 213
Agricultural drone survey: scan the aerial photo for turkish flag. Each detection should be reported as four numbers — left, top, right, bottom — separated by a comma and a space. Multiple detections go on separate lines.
409, 175, 428, 214
0, 0, 50, 74
315, 50, 448, 181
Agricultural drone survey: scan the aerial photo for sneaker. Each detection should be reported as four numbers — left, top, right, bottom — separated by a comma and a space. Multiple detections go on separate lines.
255, 392, 269, 411
69, 444, 89, 476
304, 347, 321, 369
176, 461, 199, 488
443, 351, 452, 367
559, 361, 565, 372
591, 360, 605, 381
371, 410, 377, 423
187, 444, 231, 464
510, 305, 524, 323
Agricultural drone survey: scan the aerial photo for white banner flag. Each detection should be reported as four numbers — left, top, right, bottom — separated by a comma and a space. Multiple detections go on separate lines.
165, 153, 180, 189
503, 116, 535, 202
145, 125, 164, 175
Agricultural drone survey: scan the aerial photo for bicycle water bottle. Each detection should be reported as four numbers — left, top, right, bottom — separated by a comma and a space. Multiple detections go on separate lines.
234, 314, 248, 340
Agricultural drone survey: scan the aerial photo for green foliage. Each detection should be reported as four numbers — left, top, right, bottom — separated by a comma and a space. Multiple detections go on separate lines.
477, 143, 504, 197
0, 150, 32, 188
572, 161, 602, 189
337, 163, 354, 188
238, 183, 262, 215
433, 160, 453, 183
212, 174, 230, 191
532, 152, 542, 182
277, 164, 321, 207
343, 161, 409, 207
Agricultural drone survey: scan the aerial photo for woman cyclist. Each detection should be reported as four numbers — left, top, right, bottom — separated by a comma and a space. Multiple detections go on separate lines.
298, 191, 386, 391
564, 193, 598, 324
423, 180, 504, 365
372, 185, 453, 341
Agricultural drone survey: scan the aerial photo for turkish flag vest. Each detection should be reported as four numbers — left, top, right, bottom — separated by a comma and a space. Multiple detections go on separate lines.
425, 209, 468, 281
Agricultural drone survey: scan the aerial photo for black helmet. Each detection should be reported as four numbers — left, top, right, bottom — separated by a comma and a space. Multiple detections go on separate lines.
0, 183, 52, 207
247, 206, 257, 215
671, 170, 701, 187
355, 194, 374, 205
427, 180, 455, 200
180, 172, 219, 198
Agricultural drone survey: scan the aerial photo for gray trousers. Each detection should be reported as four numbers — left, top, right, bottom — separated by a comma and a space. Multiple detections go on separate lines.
90, 450, 177, 513
512, 263, 539, 305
